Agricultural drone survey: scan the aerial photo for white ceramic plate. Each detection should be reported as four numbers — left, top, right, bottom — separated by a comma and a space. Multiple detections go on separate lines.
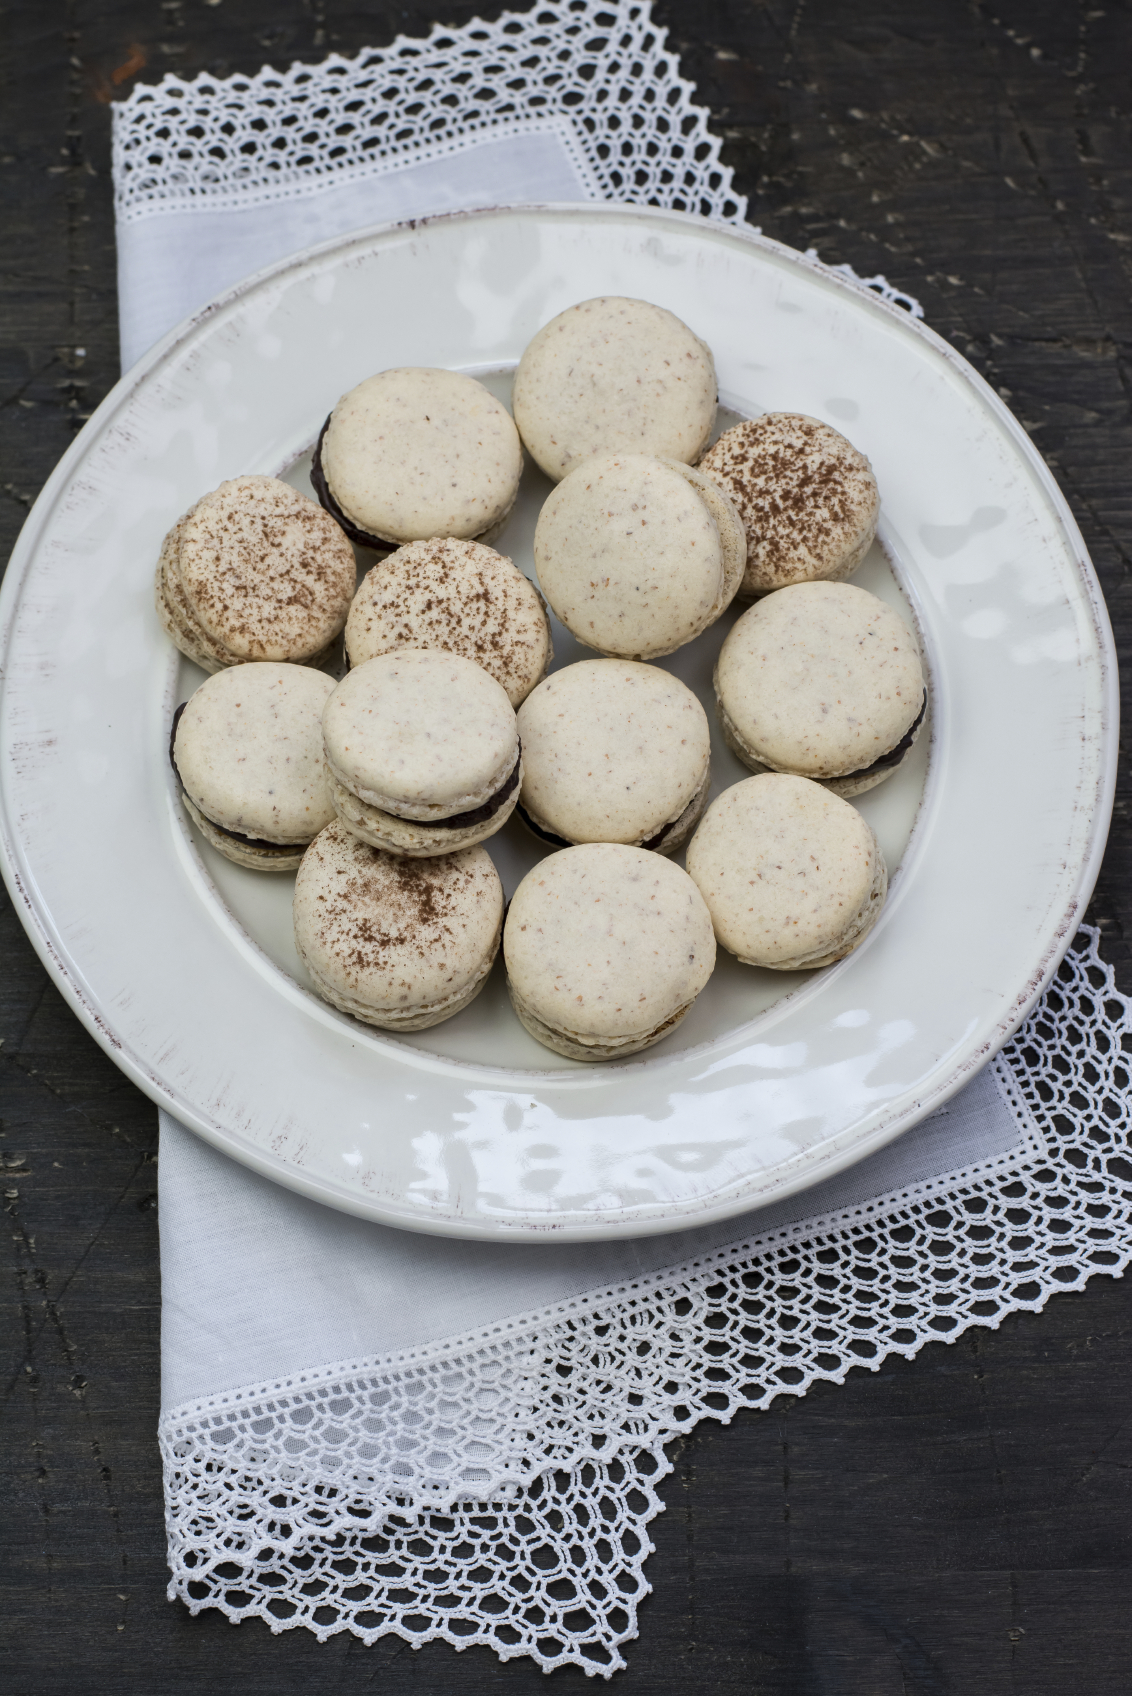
0, 205, 1116, 1241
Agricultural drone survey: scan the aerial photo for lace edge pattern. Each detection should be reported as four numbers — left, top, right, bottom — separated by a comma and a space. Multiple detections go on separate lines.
163, 927, 1132, 1674
111, 0, 746, 227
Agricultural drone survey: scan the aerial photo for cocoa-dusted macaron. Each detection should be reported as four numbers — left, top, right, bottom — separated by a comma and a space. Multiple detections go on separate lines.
323, 649, 521, 857
311, 367, 523, 549
512, 296, 718, 482
699, 413, 880, 597
344, 537, 552, 707
155, 475, 356, 672
504, 843, 716, 1062
171, 663, 336, 871
294, 822, 503, 1031
715, 581, 926, 798
516, 659, 711, 853
533, 454, 745, 660
685, 774, 888, 970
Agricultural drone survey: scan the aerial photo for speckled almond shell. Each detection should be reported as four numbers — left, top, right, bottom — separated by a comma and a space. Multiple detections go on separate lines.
685, 773, 888, 970
174, 663, 337, 853
180, 796, 308, 872
156, 475, 356, 669
293, 822, 503, 1030
714, 581, 925, 789
699, 413, 879, 597
663, 459, 747, 612
512, 296, 717, 482
319, 368, 523, 545
344, 538, 552, 706
323, 649, 520, 820
516, 659, 711, 849
533, 454, 731, 661
503, 843, 716, 1060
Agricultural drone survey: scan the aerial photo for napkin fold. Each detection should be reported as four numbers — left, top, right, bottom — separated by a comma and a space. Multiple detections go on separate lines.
110, 2, 1129, 1674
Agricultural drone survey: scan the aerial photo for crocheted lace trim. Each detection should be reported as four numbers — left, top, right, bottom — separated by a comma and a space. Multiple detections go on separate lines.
162, 928, 1127, 1675
111, 0, 745, 225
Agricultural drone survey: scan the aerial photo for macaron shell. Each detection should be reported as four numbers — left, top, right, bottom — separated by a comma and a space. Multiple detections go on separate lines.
174, 476, 356, 663
320, 368, 523, 544
534, 454, 726, 661
181, 795, 307, 872
293, 823, 504, 1027
516, 659, 711, 847
714, 581, 925, 780
512, 296, 717, 482
174, 663, 337, 844
504, 843, 716, 1045
344, 537, 552, 706
663, 459, 747, 616
699, 413, 879, 597
323, 649, 519, 817
506, 978, 697, 1062
685, 773, 887, 969
328, 759, 521, 857
155, 518, 238, 674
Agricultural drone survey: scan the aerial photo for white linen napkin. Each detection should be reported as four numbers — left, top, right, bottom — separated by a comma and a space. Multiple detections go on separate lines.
112, 4, 1129, 1674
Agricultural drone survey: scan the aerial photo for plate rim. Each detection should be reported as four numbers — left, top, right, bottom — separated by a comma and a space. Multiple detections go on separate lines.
0, 200, 1118, 1240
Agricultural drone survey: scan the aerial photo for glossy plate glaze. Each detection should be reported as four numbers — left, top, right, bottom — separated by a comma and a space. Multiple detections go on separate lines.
0, 206, 1116, 1240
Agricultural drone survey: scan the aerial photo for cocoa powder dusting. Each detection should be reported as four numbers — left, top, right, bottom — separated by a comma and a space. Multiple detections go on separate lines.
702, 415, 877, 578
179, 476, 355, 657
345, 537, 547, 702
306, 826, 494, 981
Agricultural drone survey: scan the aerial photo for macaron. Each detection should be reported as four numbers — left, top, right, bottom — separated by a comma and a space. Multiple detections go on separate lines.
155, 475, 356, 672
533, 454, 745, 660
686, 774, 887, 970
171, 663, 337, 870
344, 537, 552, 707
699, 413, 880, 597
714, 581, 926, 797
512, 296, 717, 482
516, 659, 711, 853
504, 844, 716, 1062
294, 822, 503, 1031
311, 368, 523, 549
323, 648, 522, 856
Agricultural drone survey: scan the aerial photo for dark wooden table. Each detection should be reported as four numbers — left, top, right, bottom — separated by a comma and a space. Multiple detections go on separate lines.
5, 3, 1132, 1690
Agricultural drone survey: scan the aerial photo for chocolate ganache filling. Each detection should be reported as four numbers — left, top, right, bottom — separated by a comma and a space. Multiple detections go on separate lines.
169, 702, 309, 853
835, 693, 927, 782
407, 753, 521, 830
310, 415, 394, 552
516, 804, 571, 850
516, 803, 677, 854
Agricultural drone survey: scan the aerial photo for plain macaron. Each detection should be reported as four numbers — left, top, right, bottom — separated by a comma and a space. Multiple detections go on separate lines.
312, 367, 523, 548
534, 453, 744, 660
504, 843, 716, 1061
516, 659, 711, 853
714, 581, 926, 797
512, 296, 718, 482
686, 773, 888, 970
172, 663, 337, 871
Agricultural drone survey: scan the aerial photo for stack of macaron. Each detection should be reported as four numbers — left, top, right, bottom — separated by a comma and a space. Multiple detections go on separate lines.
157, 292, 928, 1056
157, 475, 356, 672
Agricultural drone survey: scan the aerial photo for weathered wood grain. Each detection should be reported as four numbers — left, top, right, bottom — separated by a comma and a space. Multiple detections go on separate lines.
3, 2, 1132, 1690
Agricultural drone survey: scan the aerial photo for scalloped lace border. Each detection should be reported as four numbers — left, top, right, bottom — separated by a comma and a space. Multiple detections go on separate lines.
162, 929, 1128, 1674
